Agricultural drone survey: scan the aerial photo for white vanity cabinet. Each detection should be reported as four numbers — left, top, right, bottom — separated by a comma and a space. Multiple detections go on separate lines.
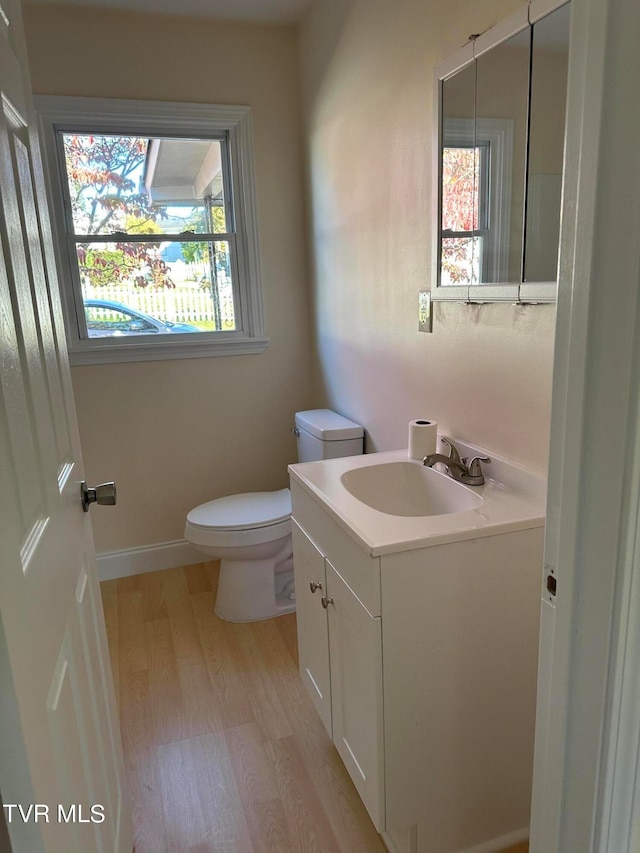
291, 517, 385, 831
381, 529, 543, 852
290, 447, 545, 853
326, 560, 384, 830
291, 520, 332, 733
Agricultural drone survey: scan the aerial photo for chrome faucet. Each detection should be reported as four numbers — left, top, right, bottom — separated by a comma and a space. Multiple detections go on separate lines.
423, 437, 491, 486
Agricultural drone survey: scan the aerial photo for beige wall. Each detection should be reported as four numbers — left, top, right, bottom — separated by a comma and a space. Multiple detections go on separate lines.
24, 0, 556, 554
23, 4, 313, 552
299, 0, 556, 476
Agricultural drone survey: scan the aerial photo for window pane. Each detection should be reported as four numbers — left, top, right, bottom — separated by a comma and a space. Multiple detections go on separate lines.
85, 304, 159, 336
61, 133, 229, 236
440, 236, 481, 286
77, 240, 236, 336
442, 146, 479, 232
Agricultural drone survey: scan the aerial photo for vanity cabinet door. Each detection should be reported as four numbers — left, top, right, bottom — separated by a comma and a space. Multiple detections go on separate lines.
326, 560, 385, 831
291, 519, 332, 736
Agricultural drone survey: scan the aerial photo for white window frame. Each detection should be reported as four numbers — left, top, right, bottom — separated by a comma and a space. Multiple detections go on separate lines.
441, 116, 514, 287
35, 95, 268, 364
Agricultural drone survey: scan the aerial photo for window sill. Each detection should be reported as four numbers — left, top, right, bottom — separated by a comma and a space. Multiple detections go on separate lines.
67, 334, 270, 365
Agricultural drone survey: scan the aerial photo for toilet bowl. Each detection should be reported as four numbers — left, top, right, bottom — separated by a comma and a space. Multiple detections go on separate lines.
185, 409, 364, 622
185, 489, 293, 622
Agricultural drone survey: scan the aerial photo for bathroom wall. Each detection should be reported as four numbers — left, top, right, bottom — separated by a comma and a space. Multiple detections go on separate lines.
23, 0, 555, 556
23, 3, 313, 553
299, 0, 556, 474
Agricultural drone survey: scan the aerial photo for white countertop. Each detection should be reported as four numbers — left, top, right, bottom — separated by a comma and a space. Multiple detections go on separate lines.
288, 444, 546, 557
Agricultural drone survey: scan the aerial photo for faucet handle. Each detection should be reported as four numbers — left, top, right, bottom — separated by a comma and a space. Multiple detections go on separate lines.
468, 456, 491, 477
441, 437, 462, 464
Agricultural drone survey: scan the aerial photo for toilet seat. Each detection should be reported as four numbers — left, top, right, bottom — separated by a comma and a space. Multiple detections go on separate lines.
185, 488, 291, 549
183, 409, 364, 622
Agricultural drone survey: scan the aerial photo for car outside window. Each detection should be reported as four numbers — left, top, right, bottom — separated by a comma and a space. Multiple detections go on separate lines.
85, 304, 157, 335
36, 97, 268, 364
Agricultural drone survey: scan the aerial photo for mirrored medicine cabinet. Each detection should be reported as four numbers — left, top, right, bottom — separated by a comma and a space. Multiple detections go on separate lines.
433, 0, 570, 303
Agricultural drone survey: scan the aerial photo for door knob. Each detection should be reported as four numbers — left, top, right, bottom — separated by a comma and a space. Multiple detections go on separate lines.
81, 481, 117, 512
321, 595, 334, 609
310, 581, 322, 594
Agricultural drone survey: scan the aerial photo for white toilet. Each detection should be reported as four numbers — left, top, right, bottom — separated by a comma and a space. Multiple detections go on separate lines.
184, 409, 364, 622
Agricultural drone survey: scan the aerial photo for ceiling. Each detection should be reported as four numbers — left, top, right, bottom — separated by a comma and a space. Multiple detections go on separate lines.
28, 0, 315, 24
144, 139, 224, 204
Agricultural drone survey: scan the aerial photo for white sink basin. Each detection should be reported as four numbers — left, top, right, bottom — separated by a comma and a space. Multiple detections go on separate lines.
288, 444, 547, 556
340, 461, 483, 517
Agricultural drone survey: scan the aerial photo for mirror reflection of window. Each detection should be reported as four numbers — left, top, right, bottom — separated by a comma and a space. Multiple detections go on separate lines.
524, 3, 570, 282
441, 144, 490, 286
436, 2, 570, 298
440, 62, 479, 286
475, 27, 530, 284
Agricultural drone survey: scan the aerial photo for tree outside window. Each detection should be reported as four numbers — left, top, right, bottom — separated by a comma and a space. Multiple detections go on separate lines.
61, 132, 235, 333
441, 145, 482, 286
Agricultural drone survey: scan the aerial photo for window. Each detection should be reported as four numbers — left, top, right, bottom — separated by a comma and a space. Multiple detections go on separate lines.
35, 97, 268, 364
440, 117, 513, 290
441, 144, 487, 286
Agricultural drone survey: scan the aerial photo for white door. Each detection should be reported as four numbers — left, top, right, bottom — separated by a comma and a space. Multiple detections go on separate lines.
530, 0, 640, 849
0, 2, 132, 851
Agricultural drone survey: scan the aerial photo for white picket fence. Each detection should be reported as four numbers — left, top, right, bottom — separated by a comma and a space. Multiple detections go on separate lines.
82, 282, 235, 329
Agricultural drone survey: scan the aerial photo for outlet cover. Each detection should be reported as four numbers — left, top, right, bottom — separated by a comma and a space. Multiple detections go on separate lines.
418, 290, 433, 332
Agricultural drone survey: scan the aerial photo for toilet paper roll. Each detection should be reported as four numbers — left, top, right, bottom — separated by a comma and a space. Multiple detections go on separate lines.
408, 419, 438, 460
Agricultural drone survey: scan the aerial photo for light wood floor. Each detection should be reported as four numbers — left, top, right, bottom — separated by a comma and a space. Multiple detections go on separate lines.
101, 564, 529, 853
101, 563, 387, 852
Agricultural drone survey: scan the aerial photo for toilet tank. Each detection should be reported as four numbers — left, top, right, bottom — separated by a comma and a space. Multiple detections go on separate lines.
295, 409, 364, 463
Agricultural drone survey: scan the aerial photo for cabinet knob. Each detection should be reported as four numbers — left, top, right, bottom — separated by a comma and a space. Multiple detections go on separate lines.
321, 595, 334, 609
310, 581, 322, 594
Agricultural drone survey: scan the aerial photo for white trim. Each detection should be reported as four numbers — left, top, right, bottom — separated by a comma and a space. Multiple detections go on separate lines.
96, 539, 204, 581
472, 7, 529, 59
476, 117, 513, 283
460, 826, 529, 853
69, 334, 269, 365
528, 0, 570, 26
598, 399, 640, 851
381, 824, 528, 853
432, 285, 469, 302
518, 281, 556, 303
439, 117, 514, 288
381, 825, 417, 853
467, 283, 519, 303
434, 42, 474, 82
530, 0, 640, 850
433, 3, 565, 304
34, 95, 267, 364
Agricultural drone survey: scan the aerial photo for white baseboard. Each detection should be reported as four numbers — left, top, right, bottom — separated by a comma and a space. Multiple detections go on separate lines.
382, 824, 527, 853
96, 539, 203, 581
382, 824, 417, 853
461, 826, 529, 853
382, 826, 529, 853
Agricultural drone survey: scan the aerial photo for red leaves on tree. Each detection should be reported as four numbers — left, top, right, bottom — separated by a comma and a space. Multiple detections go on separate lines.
442, 147, 478, 232
64, 133, 174, 289
441, 147, 480, 285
